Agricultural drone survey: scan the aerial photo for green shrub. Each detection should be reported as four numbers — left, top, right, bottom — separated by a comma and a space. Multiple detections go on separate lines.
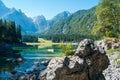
106, 31, 117, 38
59, 43, 73, 56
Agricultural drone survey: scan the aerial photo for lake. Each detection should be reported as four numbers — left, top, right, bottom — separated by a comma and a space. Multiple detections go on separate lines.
0, 44, 77, 79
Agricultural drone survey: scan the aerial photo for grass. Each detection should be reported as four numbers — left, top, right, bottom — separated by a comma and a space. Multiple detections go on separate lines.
113, 59, 120, 64
106, 48, 120, 54
103, 37, 119, 42
25, 38, 52, 46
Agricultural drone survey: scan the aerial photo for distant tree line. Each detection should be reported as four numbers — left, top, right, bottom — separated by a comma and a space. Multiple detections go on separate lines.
22, 35, 38, 42
39, 34, 100, 42
0, 19, 22, 43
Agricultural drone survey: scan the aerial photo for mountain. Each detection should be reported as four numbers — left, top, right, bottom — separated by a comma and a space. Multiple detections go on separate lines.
0, 0, 37, 34
0, 0, 9, 17
0, 0, 96, 35
33, 11, 71, 33
33, 15, 47, 33
48, 11, 71, 27
46, 7, 96, 34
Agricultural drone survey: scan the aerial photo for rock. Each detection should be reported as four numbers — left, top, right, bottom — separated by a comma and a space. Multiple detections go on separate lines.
6, 57, 24, 63
12, 69, 40, 80
103, 64, 120, 80
40, 59, 50, 66
39, 57, 69, 80
96, 39, 120, 50
39, 39, 109, 80
95, 40, 112, 50
112, 42, 120, 49
103, 52, 120, 80
17, 57, 24, 62
68, 56, 85, 69
11, 70, 17, 74
6, 58, 14, 62
19, 75, 26, 80
33, 61, 39, 65
75, 39, 95, 57
26, 68, 34, 73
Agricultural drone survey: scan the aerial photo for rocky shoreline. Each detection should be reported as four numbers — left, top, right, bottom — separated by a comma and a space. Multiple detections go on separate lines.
95, 39, 120, 80
2, 55, 120, 80
0, 39, 120, 80
0, 59, 50, 80
103, 52, 120, 80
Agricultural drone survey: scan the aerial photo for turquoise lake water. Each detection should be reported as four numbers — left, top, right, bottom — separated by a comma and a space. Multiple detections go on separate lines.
0, 44, 77, 78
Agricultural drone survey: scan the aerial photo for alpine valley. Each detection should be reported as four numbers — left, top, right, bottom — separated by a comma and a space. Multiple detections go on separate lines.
0, 0, 71, 34
0, 0, 96, 35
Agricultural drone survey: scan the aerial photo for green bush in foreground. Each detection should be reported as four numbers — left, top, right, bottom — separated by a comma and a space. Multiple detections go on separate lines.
59, 42, 73, 56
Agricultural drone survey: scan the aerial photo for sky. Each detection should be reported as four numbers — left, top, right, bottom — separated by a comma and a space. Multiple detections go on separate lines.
1, 0, 99, 19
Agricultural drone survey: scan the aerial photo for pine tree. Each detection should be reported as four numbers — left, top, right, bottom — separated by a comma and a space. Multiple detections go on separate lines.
16, 25, 22, 42
0, 20, 22, 43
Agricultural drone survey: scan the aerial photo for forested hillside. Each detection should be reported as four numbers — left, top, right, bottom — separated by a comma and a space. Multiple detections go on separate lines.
41, 7, 97, 42
93, 0, 120, 38
46, 7, 96, 35
43, 0, 120, 42
0, 19, 21, 43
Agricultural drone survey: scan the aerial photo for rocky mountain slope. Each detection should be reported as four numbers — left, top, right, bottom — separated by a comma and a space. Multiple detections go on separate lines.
46, 7, 96, 35
0, 0, 70, 34
33, 15, 48, 33
48, 11, 71, 27
0, 0, 97, 35
33, 11, 71, 33
0, 0, 37, 34
0, 0, 9, 17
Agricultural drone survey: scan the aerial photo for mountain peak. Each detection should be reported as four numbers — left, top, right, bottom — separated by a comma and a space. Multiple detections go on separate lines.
63, 11, 71, 15
0, 0, 6, 8
18, 9, 22, 13
37, 15, 45, 19
33, 15, 46, 22
50, 11, 71, 23
55, 11, 71, 17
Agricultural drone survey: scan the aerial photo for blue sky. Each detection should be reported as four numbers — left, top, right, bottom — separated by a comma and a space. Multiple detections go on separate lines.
2, 0, 99, 19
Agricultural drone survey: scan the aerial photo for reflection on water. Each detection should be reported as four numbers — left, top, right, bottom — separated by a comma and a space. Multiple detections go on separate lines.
13, 45, 63, 57
37, 43, 52, 48
0, 44, 77, 78
0, 52, 22, 78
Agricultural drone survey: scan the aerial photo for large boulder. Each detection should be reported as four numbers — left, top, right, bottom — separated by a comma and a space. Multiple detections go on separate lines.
39, 39, 109, 80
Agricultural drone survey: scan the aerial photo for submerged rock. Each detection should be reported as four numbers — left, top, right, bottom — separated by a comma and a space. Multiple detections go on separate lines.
6, 57, 24, 63
39, 39, 109, 80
